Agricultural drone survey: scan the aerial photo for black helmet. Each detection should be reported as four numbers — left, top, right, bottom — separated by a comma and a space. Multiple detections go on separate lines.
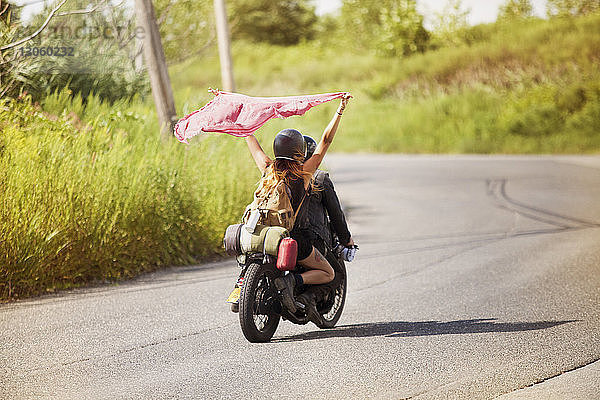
303, 135, 317, 161
273, 129, 306, 162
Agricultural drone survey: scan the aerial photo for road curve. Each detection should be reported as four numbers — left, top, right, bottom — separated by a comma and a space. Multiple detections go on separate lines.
2, 155, 599, 399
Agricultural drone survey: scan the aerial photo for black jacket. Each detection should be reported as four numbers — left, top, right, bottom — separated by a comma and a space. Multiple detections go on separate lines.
305, 170, 351, 246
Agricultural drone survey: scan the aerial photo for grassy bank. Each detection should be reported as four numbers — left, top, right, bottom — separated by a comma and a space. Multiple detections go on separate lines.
0, 93, 258, 299
172, 14, 600, 153
1, 14, 599, 300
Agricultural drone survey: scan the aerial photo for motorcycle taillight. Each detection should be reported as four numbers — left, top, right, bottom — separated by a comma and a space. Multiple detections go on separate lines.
276, 238, 297, 271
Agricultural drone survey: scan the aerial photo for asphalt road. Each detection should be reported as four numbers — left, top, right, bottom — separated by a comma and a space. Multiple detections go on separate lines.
2, 155, 600, 399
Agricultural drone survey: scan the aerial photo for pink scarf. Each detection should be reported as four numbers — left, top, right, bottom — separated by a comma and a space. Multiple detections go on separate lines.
174, 90, 349, 143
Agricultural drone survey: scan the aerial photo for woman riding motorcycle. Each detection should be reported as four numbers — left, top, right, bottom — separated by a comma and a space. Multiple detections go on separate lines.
243, 95, 350, 321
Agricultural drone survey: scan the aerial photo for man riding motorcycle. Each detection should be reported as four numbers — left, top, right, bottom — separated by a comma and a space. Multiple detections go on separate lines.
293, 135, 356, 324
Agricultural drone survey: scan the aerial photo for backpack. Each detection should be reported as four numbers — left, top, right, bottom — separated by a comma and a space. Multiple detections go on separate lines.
243, 178, 306, 232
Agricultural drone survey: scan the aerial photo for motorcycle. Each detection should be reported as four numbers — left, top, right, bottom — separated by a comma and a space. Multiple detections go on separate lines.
227, 227, 348, 343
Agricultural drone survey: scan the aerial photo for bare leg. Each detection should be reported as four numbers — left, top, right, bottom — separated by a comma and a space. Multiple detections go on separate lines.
298, 247, 334, 285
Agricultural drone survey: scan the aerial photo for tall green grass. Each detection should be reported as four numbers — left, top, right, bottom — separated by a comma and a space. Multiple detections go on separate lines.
0, 93, 258, 299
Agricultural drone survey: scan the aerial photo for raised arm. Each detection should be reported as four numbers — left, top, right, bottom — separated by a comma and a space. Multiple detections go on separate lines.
303, 95, 350, 175
245, 135, 272, 173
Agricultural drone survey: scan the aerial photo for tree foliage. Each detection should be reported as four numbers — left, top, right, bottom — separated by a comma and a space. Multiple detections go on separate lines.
340, 0, 429, 57
498, 0, 534, 21
1, 0, 147, 102
0, 1, 23, 98
154, 0, 215, 62
155, 0, 317, 55
547, 0, 600, 16
0, 1, 20, 22
228, 0, 317, 45
431, 0, 470, 47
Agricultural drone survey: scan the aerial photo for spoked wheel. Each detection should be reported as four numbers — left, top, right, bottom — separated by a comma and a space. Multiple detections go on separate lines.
316, 259, 347, 329
239, 263, 280, 343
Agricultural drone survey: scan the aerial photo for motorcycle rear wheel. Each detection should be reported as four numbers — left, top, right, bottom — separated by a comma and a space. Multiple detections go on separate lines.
239, 263, 280, 343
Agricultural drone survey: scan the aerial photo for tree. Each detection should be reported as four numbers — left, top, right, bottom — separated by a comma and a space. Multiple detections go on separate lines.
0, 1, 19, 22
154, 0, 317, 58
0, 1, 24, 98
547, 0, 600, 17
24, 1, 147, 102
1, 0, 149, 101
136, 0, 176, 137
214, 0, 235, 91
498, 0, 534, 21
340, 0, 429, 57
154, 0, 215, 63
228, 0, 317, 45
431, 0, 470, 47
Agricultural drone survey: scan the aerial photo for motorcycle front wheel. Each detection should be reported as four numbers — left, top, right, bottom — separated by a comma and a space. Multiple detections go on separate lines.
239, 263, 281, 343
316, 258, 347, 329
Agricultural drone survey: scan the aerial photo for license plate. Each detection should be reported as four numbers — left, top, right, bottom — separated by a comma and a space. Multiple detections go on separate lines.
227, 287, 241, 304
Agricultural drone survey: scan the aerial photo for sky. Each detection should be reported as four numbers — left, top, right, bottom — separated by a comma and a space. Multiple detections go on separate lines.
15, 0, 549, 26
315, 0, 549, 26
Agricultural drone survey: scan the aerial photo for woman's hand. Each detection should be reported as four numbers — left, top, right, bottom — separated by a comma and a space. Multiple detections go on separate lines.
337, 94, 352, 116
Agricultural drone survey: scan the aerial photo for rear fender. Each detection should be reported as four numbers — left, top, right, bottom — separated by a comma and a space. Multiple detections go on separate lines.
243, 253, 280, 278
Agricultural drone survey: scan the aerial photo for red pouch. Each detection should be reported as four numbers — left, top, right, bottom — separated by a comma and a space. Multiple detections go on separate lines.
276, 238, 298, 271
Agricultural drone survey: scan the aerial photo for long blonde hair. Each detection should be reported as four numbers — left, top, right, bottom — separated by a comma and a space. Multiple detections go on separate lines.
259, 159, 313, 195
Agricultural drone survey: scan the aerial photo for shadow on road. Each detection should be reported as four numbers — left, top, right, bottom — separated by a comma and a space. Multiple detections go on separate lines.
273, 318, 577, 342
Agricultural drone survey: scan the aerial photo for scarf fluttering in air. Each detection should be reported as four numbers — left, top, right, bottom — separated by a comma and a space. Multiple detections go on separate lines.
174, 90, 349, 143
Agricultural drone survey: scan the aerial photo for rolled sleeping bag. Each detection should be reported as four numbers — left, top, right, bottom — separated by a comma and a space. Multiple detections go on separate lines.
239, 225, 289, 256
223, 223, 243, 256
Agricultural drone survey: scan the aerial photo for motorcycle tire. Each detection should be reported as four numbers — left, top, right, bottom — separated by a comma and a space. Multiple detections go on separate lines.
316, 259, 347, 329
239, 263, 281, 343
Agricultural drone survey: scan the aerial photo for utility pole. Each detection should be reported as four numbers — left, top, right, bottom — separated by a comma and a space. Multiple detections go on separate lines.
135, 0, 176, 139
213, 0, 235, 92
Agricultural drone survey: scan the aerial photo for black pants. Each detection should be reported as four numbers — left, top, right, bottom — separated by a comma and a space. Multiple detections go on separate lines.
290, 228, 316, 261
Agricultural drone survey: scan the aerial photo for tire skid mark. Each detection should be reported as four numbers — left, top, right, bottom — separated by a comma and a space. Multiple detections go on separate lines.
486, 179, 600, 229
357, 227, 569, 261
355, 242, 490, 293
357, 230, 517, 245
354, 179, 599, 294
